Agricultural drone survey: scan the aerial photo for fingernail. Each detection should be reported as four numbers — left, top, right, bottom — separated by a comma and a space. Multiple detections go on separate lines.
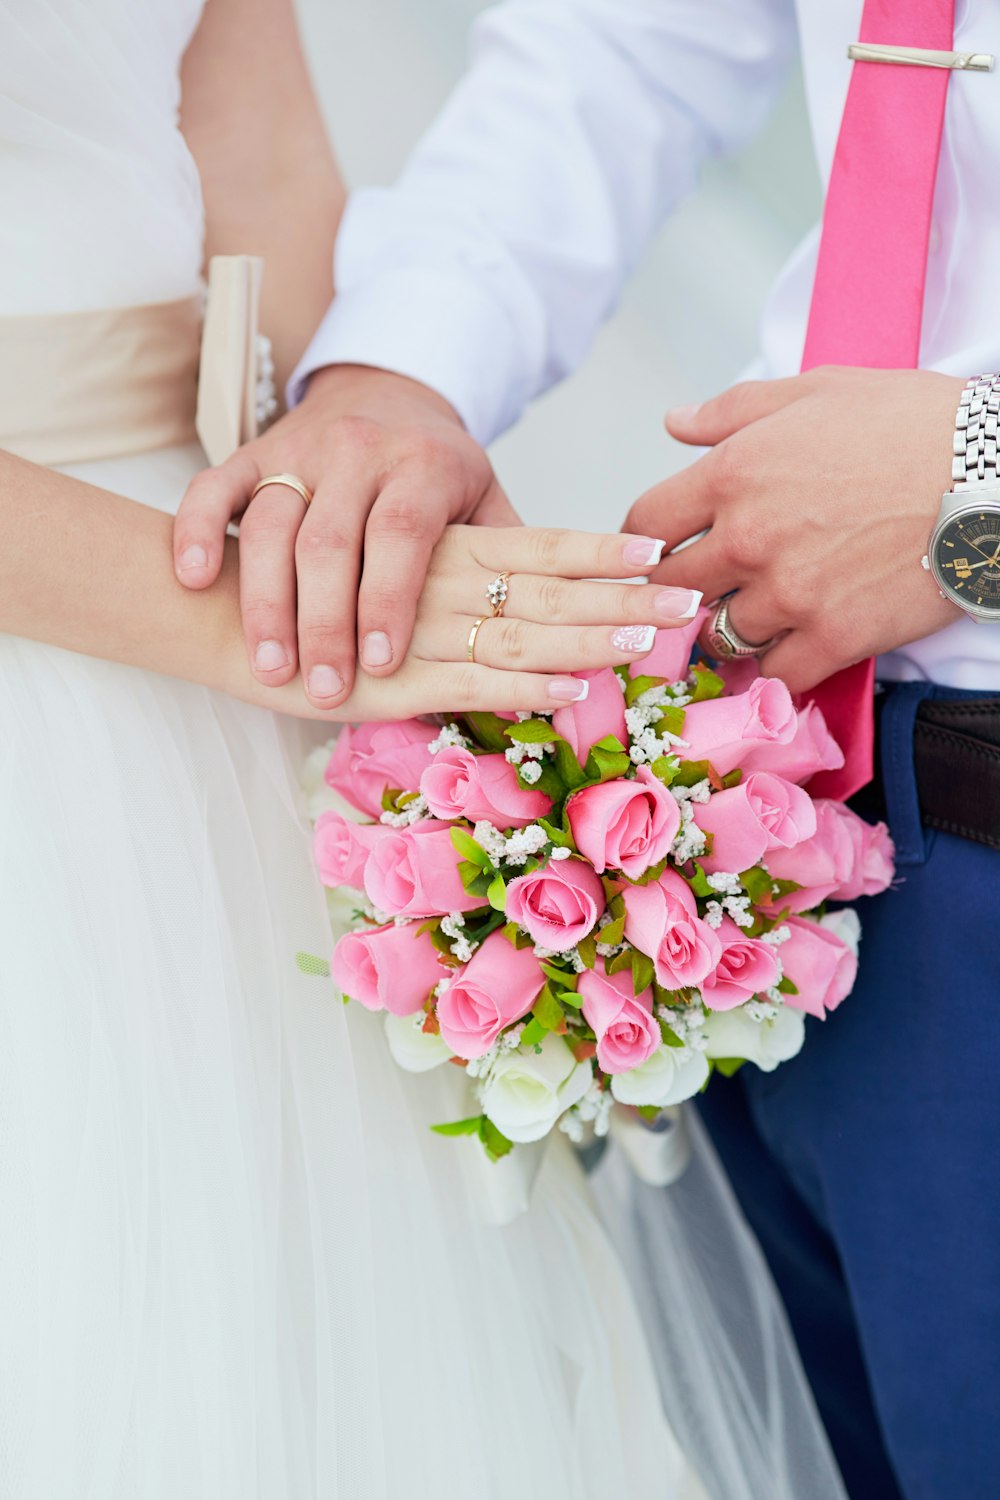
362, 631, 392, 668
548, 677, 590, 703
178, 544, 208, 572
622, 536, 667, 568
668, 403, 702, 425
611, 625, 657, 654
254, 639, 289, 672
654, 588, 703, 621
308, 664, 345, 699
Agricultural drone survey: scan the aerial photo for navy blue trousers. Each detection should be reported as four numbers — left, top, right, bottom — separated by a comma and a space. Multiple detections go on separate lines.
700, 683, 1000, 1500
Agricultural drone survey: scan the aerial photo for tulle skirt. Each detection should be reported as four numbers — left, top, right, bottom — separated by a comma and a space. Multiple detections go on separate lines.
0, 442, 844, 1499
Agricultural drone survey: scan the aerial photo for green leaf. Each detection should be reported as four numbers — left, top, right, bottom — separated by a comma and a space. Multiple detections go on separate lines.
689, 664, 726, 702
479, 1118, 515, 1162
652, 980, 680, 1010
598, 912, 626, 948
712, 1057, 746, 1078
624, 854, 670, 888
649, 755, 680, 786
295, 951, 331, 978
772, 877, 801, 899
458, 861, 493, 897
584, 735, 631, 784
381, 786, 404, 812
502, 920, 535, 950
450, 826, 492, 868
606, 947, 633, 978
505, 718, 564, 745
637, 1104, 661, 1123
625, 673, 667, 708
539, 814, 573, 849
658, 1017, 686, 1047
560, 988, 583, 1009
630, 948, 655, 995
463, 712, 512, 753
468, 907, 507, 944
721, 769, 743, 789
431, 1115, 485, 1138
521, 1016, 547, 1050
532, 985, 566, 1031
686, 862, 715, 899
655, 703, 686, 737
740, 865, 774, 906
518, 760, 564, 801
673, 758, 713, 788
777, 976, 799, 995
487, 872, 508, 912
576, 933, 597, 969
552, 739, 587, 791
539, 961, 577, 990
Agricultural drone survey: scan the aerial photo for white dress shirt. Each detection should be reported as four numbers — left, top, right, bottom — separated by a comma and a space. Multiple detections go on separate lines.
295, 0, 1000, 689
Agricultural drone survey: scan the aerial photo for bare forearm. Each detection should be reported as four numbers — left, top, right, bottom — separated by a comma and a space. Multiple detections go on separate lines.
180, 0, 343, 393
0, 452, 243, 689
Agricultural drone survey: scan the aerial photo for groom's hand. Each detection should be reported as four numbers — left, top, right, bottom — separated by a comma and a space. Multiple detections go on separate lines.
624, 367, 965, 692
174, 364, 516, 709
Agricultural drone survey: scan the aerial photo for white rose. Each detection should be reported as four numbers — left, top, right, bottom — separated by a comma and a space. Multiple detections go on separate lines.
480, 1035, 593, 1144
819, 906, 861, 959
702, 1004, 805, 1073
610, 1045, 710, 1108
384, 1011, 455, 1073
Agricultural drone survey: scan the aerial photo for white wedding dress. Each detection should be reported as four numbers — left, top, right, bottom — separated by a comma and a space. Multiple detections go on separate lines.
0, 5, 845, 1498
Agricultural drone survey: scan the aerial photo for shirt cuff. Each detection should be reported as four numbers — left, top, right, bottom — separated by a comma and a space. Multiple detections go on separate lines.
287, 266, 536, 447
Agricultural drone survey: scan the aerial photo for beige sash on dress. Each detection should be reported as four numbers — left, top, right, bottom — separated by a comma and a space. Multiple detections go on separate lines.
0, 255, 266, 469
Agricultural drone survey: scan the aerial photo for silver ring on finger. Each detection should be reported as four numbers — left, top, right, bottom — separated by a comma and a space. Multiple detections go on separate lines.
706, 596, 778, 661
486, 571, 512, 618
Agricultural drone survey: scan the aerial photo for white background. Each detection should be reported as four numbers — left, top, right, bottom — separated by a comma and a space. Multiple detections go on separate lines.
297, 0, 822, 530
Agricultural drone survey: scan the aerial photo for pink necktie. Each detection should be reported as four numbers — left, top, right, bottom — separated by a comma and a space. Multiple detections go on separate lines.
802, 0, 955, 800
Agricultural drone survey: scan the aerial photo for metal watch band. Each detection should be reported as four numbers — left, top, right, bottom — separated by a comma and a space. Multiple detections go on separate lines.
953, 374, 1000, 489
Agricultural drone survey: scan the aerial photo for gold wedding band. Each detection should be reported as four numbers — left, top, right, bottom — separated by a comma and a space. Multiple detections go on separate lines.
250, 473, 314, 508
467, 616, 488, 664
486, 571, 511, 617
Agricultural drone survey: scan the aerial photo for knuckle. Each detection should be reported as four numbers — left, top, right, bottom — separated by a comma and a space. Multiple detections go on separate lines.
370, 496, 428, 542
450, 665, 481, 708
709, 436, 751, 495
496, 617, 529, 664
298, 621, 350, 659
723, 509, 769, 571
295, 524, 350, 564
537, 575, 571, 618
530, 529, 566, 573
769, 572, 800, 617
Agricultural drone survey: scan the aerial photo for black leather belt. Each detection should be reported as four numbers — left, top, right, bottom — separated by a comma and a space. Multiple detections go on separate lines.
850, 696, 1000, 851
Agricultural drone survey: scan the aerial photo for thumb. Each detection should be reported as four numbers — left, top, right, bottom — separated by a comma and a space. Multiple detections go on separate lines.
173, 448, 260, 589
665, 373, 812, 447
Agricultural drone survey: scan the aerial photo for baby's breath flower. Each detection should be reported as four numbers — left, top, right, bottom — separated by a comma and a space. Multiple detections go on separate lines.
427, 722, 471, 754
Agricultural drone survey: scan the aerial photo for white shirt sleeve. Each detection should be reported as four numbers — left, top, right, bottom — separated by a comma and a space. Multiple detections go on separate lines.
291, 0, 798, 445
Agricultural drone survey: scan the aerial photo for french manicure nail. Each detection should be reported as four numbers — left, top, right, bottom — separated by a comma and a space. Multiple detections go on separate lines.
654, 587, 703, 621
611, 625, 657, 654
254, 639, 289, 672
548, 677, 590, 703
362, 630, 392, 668
178, 544, 208, 571
308, 664, 345, 699
668, 402, 702, 425
622, 536, 667, 569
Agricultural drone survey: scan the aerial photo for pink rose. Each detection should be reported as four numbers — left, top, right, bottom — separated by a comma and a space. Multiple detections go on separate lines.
363, 822, 485, 918
633, 611, 706, 685
780, 914, 858, 1019
420, 746, 551, 827
313, 811, 389, 889
325, 719, 438, 817
830, 812, 895, 901
701, 917, 781, 1011
567, 765, 680, 878
551, 668, 627, 763
764, 799, 858, 912
679, 677, 797, 777
505, 858, 605, 952
579, 962, 661, 1074
739, 702, 846, 784
693, 772, 817, 875
622, 869, 722, 990
436, 931, 544, 1059
331, 923, 447, 1015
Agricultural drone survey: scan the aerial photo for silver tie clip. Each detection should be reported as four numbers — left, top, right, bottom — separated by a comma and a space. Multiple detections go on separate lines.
847, 43, 994, 72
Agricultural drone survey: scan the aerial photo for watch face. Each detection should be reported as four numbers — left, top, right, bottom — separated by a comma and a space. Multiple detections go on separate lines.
933, 506, 1000, 614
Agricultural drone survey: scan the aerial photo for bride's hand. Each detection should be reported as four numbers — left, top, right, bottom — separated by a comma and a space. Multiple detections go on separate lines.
226, 524, 703, 721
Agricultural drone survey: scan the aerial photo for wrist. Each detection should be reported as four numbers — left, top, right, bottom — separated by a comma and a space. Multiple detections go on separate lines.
301, 363, 465, 429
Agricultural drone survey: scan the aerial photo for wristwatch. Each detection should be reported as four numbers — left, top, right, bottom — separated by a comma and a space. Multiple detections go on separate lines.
924, 374, 1000, 621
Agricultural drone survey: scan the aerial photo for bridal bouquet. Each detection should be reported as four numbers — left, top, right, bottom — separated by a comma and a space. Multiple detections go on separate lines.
304, 618, 893, 1161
